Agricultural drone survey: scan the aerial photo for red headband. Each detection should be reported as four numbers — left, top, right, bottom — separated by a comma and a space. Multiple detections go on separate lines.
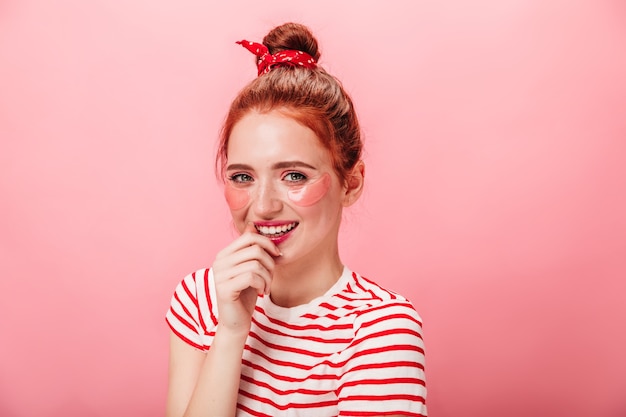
236, 40, 317, 76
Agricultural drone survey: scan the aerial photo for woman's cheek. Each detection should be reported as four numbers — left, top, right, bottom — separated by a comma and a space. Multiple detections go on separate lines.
287, 173, 331, 207
224, 183, 250, 210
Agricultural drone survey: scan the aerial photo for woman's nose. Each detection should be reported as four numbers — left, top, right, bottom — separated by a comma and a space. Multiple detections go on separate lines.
251, 180, 283, 217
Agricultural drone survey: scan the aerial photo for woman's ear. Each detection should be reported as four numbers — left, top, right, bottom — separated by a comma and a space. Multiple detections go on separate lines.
342, 160, 365, 207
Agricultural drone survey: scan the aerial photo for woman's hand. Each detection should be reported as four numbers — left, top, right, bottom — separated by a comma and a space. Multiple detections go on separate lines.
212, 223, 280, 335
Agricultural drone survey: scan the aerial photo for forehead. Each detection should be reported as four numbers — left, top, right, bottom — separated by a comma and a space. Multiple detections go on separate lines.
227, 111, 331, 167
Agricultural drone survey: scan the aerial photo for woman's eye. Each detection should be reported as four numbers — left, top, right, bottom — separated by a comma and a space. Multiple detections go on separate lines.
284, 172, 307, 182
228, 173, 253, 183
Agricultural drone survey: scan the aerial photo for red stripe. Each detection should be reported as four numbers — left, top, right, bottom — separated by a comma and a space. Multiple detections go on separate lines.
340, 409, 426, 417
352, 271, 386, 297
168, 307, 198, 334
173, 292, 199, 328
181, 277, 198, 308
202, 269, 218, 328
337, 377, 426, 397
335, 293, 366, 305
345, 361, 426, 376
247, 330, 335, 358
320, 302, 338, 310
339, 377, 426, 391
242, 359, 338, 383
352, 274, 383, 302
237, 403, 273, 417
240, 390, 338, 410
352, 328, 424, 347
342, 393, 426, 403
359, 273, 399, 300
349, 344, 425, 362
357, 301, 422, 326
301, 313, 343, 320
360, 312, 423, 331
251, 318, 352, 344
244, 345, 341, 370
166, 319, 206, 350
240, 374, 330, 395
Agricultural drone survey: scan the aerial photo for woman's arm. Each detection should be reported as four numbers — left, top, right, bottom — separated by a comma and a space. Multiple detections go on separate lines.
166, 329, 248, 417
166, 332, 204, 417
338, 301, 427, 416
166, 224, 280, 417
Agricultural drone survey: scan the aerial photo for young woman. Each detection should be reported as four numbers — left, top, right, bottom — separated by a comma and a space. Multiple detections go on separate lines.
166, 22, 427, 417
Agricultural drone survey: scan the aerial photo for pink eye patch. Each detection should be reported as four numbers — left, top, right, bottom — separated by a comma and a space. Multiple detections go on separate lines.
287, 173, 331, 207
224, 183, 250, 210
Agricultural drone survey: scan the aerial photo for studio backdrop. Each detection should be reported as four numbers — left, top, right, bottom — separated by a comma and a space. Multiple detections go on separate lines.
1, 1, 625, 416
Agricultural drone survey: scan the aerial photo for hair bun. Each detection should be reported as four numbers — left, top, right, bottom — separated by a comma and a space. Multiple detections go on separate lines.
263, 22, 321, 62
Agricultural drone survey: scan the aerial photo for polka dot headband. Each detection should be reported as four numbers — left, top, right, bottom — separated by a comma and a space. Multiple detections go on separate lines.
236, 40, 317, 76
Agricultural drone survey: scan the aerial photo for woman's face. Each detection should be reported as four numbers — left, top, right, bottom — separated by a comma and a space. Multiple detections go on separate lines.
224, 110, 347, 265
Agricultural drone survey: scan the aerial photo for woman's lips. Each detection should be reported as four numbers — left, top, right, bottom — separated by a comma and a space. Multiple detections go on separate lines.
255, 221, 298, 244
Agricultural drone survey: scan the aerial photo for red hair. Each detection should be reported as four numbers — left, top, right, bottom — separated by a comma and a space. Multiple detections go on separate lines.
216, 22, 362, 183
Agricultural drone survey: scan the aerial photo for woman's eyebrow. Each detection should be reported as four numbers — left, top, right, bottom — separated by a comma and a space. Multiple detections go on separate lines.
272, 161, 317, 170
225, 163, 253, 171
226, 161, 317, 171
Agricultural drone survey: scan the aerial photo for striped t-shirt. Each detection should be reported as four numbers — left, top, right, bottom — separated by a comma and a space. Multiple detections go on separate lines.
166, 266, 427, 417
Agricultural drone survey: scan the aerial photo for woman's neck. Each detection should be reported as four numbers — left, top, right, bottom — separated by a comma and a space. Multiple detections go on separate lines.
269, 251, 344, 308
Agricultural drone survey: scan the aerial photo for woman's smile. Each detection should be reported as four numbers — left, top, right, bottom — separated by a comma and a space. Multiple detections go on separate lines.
254, 221, 299, 244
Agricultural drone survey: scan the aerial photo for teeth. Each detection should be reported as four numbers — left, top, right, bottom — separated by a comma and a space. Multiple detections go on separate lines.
256, 222, 297, 236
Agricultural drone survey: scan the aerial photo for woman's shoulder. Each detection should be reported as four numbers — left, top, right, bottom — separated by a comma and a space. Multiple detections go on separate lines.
166, 268, 218, 346
168, 268, 214, 307
336, 268, 423, 327
335, 270, 425, 367
185, 267, 212, 288
342, 269, 418, 306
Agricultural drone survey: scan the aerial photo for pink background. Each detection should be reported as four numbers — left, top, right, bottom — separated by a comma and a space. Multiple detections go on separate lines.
1, 1, 625, 416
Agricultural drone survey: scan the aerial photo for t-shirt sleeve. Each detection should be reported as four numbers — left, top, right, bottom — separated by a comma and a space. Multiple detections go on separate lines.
337, 301, 427, 416
165, 269, 216, 351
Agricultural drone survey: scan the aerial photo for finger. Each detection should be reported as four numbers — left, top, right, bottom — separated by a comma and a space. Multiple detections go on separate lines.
243, 222, 281, 257
218, 230, 281, 258
223, 259, 273, 294
244, 233, 282, 258
219, 266, 272, 297
244, 221, 257, 234
227, 244, 276, 274
213, 240, 276, 277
